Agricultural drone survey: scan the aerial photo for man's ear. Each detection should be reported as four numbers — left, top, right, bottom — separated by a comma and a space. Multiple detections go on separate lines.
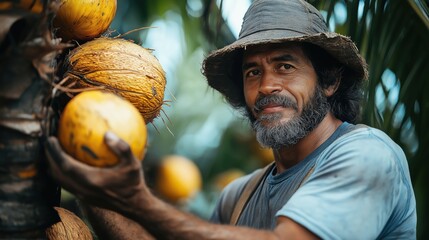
324, 79, 340, 97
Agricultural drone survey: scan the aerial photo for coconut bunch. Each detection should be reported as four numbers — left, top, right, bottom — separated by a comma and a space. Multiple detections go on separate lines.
52, 0, 167, 124
50, 0, 167, 168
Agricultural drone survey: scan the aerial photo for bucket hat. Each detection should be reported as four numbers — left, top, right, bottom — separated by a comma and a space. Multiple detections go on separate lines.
202, 0, 368, 108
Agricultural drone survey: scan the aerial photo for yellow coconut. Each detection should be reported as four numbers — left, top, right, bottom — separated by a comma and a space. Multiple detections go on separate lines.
53, 0, 117, 41
155, 155, 202, 203
63, 37, 166, 123
58, 90, 147, 167
45, 207, 93, 240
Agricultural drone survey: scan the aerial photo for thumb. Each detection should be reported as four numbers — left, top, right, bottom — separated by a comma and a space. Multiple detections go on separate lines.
104, 131, 136, 166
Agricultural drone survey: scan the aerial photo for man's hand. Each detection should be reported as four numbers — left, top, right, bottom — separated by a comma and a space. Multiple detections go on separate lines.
44, 132, 148, 212
45, 132, 319, 240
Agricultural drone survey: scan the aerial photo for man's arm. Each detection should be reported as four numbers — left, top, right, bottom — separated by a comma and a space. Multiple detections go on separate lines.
45, 133, 318, 240
120, 187, 318, 240
80, 204, 155, 240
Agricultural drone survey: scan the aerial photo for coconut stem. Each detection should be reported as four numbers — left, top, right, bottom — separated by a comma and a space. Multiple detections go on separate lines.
114, 26, 157, 39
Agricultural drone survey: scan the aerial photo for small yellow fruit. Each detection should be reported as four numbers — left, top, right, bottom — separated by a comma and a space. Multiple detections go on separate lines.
58, 90, 147, 167
64, 37, 166, 123
155, 155, 202, 203
53, 0, 117, 41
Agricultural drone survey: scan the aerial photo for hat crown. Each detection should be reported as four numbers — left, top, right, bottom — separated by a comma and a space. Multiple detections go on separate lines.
239, 0, 329, 39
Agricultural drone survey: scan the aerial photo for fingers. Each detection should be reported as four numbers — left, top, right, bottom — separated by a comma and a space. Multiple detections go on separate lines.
44, 137, 105, 203
44, 137, 77, 192
44, 136, 75, 181
104, 131, 136, 166
44, 137, 96, 187
45, 134, 146, 210
45, 136, 95, 171
45, 136, 68, 167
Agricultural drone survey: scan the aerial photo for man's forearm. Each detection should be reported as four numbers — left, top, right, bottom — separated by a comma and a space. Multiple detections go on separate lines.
81, 204, 155, 240
121, 191, 278, 240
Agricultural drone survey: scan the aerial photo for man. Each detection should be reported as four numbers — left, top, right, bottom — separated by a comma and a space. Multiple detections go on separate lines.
45, 0, 417, 239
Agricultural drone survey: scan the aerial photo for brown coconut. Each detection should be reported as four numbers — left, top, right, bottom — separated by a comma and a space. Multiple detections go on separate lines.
63, 37, 166, 123
45, 207, 93, 240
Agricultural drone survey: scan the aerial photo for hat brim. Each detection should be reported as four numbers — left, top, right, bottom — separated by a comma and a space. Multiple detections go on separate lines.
202, 31, 368, 108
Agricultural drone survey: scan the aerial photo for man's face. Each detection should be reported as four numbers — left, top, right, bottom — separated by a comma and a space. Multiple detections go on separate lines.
242, 43, 329, 148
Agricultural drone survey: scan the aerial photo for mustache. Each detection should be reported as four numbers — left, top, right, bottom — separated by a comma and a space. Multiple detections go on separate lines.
253, 94, 298, 114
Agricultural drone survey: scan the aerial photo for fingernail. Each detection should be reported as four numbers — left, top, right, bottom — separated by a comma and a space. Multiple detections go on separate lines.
105, 131, 119, 142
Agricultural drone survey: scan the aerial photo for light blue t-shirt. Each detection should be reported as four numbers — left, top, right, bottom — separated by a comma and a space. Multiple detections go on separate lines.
210, 123, 416, 239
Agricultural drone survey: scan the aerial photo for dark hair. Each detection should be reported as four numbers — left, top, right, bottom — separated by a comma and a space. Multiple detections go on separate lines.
301, 43, 365, 123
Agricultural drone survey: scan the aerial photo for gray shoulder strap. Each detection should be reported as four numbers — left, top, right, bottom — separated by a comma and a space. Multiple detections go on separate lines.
229, 162, 315, 225
229, 162, 274, 225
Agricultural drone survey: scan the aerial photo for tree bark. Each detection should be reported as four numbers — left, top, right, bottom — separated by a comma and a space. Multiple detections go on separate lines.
0, 4, 73, 238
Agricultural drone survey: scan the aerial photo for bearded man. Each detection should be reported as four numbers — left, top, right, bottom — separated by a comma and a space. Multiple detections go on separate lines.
45, 0, 417, 239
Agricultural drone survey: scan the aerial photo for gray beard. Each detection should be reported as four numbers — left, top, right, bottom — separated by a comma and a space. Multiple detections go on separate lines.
248, 86, 329, 149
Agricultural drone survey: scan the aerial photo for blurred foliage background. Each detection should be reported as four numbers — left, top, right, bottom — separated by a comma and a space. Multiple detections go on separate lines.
59, 0, 428, 238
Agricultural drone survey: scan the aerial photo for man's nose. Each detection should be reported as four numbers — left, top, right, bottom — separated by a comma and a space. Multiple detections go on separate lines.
258, 72, 282, 95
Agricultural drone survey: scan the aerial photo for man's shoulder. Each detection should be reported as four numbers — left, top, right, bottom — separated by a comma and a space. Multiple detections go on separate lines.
316, 124, 408, 181
316, 124, 412, 184
332, 124, 404, 156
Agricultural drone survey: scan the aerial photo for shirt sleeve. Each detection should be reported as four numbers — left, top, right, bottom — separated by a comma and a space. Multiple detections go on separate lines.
276, 129, 403, 240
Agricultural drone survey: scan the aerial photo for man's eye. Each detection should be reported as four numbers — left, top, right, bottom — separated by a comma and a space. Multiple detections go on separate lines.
280, 64, 294, 71
246, 69, 260, 77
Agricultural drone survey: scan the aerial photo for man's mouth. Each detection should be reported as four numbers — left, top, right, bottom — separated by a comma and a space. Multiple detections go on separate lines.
252, 94, 298, 118
257, 104, 284, 114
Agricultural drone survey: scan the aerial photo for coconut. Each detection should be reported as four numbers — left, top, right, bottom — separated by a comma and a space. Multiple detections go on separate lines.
58, 90, 147, 167
53, 0, 117, 41
45, 207, 93, 240
63, 37, 166, 123
155, 155, 202, 203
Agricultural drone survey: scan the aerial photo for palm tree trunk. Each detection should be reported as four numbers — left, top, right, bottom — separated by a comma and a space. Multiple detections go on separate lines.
0, 4, 63, 238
